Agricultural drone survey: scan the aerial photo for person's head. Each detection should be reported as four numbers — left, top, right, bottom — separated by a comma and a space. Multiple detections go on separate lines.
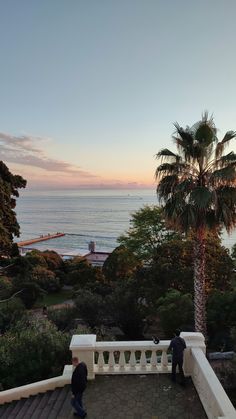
175, 329, 181, 337
72, 357, 79, 367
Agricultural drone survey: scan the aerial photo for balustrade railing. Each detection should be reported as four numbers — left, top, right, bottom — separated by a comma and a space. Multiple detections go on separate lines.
94, 341, 170, 374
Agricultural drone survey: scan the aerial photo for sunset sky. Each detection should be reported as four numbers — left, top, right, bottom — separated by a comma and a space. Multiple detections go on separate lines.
0, 0, 236, 189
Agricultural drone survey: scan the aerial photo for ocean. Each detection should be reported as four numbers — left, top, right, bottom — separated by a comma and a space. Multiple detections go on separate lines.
15, 188, 236, 255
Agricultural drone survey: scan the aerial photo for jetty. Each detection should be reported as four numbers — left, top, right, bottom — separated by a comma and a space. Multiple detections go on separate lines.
17, 232, 65, 247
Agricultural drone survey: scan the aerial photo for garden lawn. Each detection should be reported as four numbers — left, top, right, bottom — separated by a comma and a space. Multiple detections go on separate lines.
34, 289, 73, 308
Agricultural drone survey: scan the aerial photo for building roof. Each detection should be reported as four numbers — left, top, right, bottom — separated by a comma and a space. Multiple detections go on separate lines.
0, 375, 207, 419
83, 251, 110, 266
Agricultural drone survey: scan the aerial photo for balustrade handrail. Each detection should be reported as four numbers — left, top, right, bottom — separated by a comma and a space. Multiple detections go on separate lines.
95, 340, 170, 351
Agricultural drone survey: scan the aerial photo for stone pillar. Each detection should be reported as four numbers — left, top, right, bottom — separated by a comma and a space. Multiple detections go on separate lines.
70, 334, 97, 379
180, 332, 205, 376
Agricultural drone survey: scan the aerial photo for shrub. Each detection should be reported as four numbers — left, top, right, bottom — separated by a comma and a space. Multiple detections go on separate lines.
47, 306, 77, 331
0, 298, 25, 333
74, 290, 105, 328
0, 276, 13, 299
32, 266, 61, 292
0, 318, 70, 390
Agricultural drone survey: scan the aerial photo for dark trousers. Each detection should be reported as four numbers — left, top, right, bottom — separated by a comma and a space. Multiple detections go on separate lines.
171, 358, 185, 384
71, 391, 86, 417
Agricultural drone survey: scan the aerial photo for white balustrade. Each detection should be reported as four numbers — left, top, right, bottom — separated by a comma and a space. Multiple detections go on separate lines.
93, 341, 172, 374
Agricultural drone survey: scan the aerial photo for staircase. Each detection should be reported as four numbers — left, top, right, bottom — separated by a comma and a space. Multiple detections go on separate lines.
0, 385, 72, 419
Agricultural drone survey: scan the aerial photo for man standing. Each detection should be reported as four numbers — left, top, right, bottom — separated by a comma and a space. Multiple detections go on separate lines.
168, 329, 186, 385
71, 357, 88, 418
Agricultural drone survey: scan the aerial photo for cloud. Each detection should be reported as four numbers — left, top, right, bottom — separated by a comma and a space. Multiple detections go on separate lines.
0, 132, 98, 178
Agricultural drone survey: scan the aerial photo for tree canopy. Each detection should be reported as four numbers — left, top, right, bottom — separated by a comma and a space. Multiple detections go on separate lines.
0, 161, 26, 256
118, 206, 178, 261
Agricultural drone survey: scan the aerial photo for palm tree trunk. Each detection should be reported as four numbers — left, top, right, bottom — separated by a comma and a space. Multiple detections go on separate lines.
193, 229, 207, 336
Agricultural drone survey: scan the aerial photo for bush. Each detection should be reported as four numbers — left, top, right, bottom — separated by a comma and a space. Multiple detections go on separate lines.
47, 306, 77, 331
12, 277, 43, 309
74, 290, 105, 328
0, 276, 13, 299
42, 251, 63, 271
0, 318, 70, 390
65, 257, 104, 287
0, 298, 25, 333
32, 266, 61, 293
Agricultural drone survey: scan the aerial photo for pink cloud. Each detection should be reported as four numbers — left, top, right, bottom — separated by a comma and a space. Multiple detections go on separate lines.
0, 132, 98, 178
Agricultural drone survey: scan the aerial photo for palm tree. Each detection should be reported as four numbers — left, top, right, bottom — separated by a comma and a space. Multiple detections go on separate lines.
155, 112, 236, 336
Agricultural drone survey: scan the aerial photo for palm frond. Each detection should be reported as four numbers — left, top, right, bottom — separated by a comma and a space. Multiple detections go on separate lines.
210, 166, 236, 185
215, 186, 236, 205
176, 178, 195, 193
164, 194, 185, 222
189, 187, 212, 210
216, 152, 236, 168
156, 175, 179, 199
215, 131, 236, 158
215, 186, 236, 232
173, 123, 194, 147
155, 162, 191, 180
155, 149, 180, 162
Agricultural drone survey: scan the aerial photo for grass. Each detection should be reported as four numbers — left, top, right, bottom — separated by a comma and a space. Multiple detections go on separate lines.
34, 289, 73, 308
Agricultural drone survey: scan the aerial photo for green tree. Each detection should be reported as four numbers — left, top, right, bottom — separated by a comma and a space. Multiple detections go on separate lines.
74, 290, 105, 328
42, 251, 63, 271
207, 290, 236, 350
157, 289, 194, 337
144, 235, 234, 301
118, 206, 178, 261
65, 257, 104, 288
0, 161, 26, 256
102, 245, 140, 283
105, 281, 146, 339
31, 266, 60, 293
156, 113, 236, 335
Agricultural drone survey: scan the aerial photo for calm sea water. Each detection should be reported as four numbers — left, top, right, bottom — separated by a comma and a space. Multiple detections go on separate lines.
15, 189, 157, 255
15, 188, 236, 255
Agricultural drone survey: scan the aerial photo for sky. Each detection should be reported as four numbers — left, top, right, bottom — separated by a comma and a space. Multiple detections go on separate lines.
0, 0, 236, 189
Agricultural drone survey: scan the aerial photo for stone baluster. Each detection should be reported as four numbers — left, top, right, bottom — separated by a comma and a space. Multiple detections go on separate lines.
108, 351, 115, 371
161, 350, 168, 371
129, 350, 136, 370
97, 351, 105, 372
150, 349, 157, 370
119, 350, 126, 371
140, 350, 147, 371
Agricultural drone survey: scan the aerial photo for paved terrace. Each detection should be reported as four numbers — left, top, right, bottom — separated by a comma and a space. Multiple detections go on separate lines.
0, 375, 206, 419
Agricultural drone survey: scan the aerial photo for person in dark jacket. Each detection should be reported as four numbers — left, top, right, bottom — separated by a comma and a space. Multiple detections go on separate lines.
71, 357, 88, 417
168, 329, 186, 385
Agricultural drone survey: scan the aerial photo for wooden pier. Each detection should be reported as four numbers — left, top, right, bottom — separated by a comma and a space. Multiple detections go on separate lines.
17, 232, 65, 247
